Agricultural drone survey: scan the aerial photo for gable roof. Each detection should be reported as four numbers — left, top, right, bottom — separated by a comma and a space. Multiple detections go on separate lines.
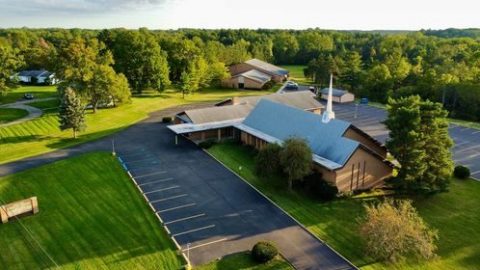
17, 70, 50, 77
217, 91, 323, 111
233, 69, 271, 84
238, 99, 360, 169
320, 88, 351, 97
182, 103, 255, 124
245, 59, 289, 76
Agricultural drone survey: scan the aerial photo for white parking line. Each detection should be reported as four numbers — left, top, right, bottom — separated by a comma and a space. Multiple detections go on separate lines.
157, 203, 196, 213
150, 194, 188, 204
182, 238, 228, 251
134, 171, 167, 179
139, 177, 174, 186
143, 185, 180, 195
172, 224, 215, 237
164, 213, 206, 225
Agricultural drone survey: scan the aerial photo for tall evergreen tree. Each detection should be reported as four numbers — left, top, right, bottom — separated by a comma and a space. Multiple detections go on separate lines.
418, 100, 454, 192
384, 96, 427, 190
59, 87, 86, 139
385, 95, 454, 193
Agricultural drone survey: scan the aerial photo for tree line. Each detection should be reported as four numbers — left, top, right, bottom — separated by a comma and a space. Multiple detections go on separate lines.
1, 28, 480, 121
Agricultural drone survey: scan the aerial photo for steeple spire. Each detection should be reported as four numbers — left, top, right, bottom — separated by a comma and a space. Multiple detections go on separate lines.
322, 74, 336, 123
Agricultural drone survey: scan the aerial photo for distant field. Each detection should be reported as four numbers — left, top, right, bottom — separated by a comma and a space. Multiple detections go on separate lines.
280, 65, 313, 84
0, 85, 57, 104
0, 87, 273, 164
0, 108, 28, 124
0, 152, 183, 269
196, 252, 293, 270
208, 142, 480, 270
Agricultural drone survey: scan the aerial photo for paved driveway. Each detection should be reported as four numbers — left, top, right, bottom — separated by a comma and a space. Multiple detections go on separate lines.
327, 102, 480, 179
0, 106, 356, 270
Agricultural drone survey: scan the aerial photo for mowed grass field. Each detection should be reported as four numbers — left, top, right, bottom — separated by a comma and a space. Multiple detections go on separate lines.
0, 152, 183, 270
0, 86, 272, 164
0, 85, 58, 104
208, 142, 480, 270
280, 65, 313, 84
196, 252, 293, 270
0, 108, 29, 123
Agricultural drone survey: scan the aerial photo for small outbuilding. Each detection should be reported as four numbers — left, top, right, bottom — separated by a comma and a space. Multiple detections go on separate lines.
320, 88, 354, 103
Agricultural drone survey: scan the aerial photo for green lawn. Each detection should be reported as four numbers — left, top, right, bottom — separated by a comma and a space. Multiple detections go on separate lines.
280, 65, 313, 84
0, 85, 58, 104
28, 99, 60, 110
196, 252, 292, 270
0, 152, 183, 270
0, 108, 29, 123
207, 142, 480, 270
0, 87, 272, 164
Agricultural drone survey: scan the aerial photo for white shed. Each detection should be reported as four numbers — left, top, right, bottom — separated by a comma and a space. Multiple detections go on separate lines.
320, 88, 355, 103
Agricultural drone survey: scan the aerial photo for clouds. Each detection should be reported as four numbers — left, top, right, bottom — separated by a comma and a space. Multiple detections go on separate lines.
0, 0, 170, 15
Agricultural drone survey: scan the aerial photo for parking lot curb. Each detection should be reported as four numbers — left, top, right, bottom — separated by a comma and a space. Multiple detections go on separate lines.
203, 149, 359, 270
116, 156, 191, 270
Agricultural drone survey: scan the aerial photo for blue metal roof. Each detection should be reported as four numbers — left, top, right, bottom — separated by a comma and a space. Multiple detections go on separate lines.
242, 99, 359, 167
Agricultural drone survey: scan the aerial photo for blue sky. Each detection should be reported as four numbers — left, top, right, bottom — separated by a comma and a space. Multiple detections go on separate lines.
0, 0, 479, 30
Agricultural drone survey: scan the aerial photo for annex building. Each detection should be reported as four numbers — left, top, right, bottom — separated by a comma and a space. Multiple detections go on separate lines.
222, 59, 289, 89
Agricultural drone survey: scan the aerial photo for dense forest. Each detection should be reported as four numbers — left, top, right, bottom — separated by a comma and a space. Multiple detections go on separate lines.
0, 28, 479, 121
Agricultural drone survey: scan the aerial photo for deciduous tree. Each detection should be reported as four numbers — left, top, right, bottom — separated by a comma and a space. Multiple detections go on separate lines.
280, 137, 312, 190
360, 199, 438, 263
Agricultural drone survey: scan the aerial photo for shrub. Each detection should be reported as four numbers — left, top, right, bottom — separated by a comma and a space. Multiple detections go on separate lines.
255, 143, 282, 176
454, 165, 470, 179
162, 116, 173, 123
198, 139, 216, 149
304, 173, 338, 201
251, 241, 278, 263
262, 80, 276, 90
359, 199, 438, 263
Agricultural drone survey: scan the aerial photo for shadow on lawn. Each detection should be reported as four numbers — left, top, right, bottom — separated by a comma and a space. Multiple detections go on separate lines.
0, 135, 48, 144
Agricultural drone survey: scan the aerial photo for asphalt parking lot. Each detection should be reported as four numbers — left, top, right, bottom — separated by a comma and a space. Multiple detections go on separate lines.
327, 101, 480, 180
115, 122, 355, 269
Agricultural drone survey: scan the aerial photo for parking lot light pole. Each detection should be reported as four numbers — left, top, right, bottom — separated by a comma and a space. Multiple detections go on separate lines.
112, 139, 116, 156
354, 103, 359, 119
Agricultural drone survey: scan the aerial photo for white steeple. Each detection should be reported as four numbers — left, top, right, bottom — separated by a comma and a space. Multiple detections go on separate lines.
322, 74, 336, 123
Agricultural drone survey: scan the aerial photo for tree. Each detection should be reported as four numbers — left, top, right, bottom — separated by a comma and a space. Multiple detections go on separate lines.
280, 137, 312, 190
88, 65, 131, 112
59, 87, 86, 139
418, 100, 454, 192
384, 96, 427, 190
305, 55, 339, 86
179, 70, 196, 99
385, 96, 454, 193
255, 143, 282, 176
339, 51, 363, 93
57, 37, 112, 92
0, 45, 24, 96
272, 32, 299, 64
223, 39, 251, 65
112, 31, 170, 93
364, 64, 393, 102
359, 199, 438, 263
